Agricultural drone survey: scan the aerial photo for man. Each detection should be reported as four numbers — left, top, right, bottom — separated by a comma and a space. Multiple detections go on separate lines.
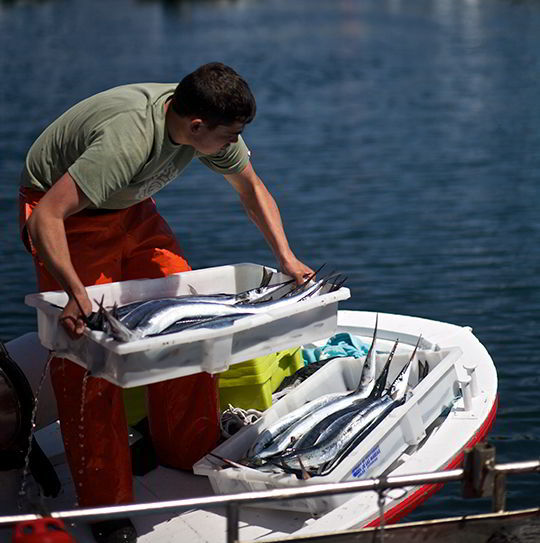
19, 62, 313, 543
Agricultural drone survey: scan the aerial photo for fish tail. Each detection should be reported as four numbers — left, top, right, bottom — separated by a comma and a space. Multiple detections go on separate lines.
284, 263, 326, 297
355, 313, 379, 392
260, 267, 273, 288
372, 338, 399, 399
94, 298, 139, 342
387, 335, 422, 399
419, 359, 430, 380
329, 275, 348, 292
296, 272, 346, 302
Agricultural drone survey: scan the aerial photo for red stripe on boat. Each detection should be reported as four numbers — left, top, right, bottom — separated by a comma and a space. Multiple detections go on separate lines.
365, 394, 499, 527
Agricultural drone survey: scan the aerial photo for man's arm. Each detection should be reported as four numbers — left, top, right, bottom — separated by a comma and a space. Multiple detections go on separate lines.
225, 162, 314, 284
26, 172, 93, 338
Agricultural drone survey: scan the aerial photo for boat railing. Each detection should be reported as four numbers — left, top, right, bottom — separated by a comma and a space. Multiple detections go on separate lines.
1, 444, 539, 543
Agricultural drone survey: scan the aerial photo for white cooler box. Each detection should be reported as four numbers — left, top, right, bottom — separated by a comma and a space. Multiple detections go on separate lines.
194, 334, 461, 516
24, 263, 350, 388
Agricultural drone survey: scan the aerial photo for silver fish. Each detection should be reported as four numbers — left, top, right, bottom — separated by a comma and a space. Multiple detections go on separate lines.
290, 339, 399, 453
101, 273, 344, 342
248, 321, 381, 460
247, 390, 350, 459
320, 345, 417, 475
160, 313, 255, 334
357, 313, 379, 396
279, 354, 413, 475
115, 276, 297, 323
278, 396, 397, 473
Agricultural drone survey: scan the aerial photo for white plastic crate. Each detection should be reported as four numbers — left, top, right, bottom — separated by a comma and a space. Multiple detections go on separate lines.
193, 332, 461, 516
24, 263, 350, 388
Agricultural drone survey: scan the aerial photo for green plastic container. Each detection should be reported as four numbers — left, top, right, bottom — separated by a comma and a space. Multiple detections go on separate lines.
123, 386, 147, 426
218, 348, 303, 411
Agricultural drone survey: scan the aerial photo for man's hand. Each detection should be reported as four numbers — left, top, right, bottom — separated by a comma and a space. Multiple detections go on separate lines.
59, 292, 93, 339
280, 256, 315, 285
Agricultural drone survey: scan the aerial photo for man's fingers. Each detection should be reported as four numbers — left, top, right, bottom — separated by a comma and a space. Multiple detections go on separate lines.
59, 315, 86, 339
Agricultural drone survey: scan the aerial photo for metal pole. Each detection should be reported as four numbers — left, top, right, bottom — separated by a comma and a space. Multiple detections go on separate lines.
492, 472, 507, 513
227, 503, 240, 543
1, 458, 538, 528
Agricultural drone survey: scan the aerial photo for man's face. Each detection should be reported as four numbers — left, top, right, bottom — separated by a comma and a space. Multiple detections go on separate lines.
191, 121, 245, 155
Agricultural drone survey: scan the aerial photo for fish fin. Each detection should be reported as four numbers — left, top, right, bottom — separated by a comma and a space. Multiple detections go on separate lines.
386, 335, 421, 398
296, 279, 325, 301
372, 338, 399, 398
248, 277, 297, 304
260, 267, 273, 288
94, 299, 139, 342
84, 295, 106, 330
356, 313, 379, 392
329, 275, 348, 292
418, 359, 430, 381
284, 264, 326, 296
296, 272, 345, 301
310, 262, 327, 279
270, 278, 297, 301
328, 273, 347, 292
188, 284, 199, 295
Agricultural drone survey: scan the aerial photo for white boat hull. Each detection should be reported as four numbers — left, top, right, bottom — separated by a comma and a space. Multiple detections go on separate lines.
0, 310, 498, 543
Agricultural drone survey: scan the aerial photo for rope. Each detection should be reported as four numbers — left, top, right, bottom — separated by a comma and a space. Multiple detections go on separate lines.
220, 404, 263, 439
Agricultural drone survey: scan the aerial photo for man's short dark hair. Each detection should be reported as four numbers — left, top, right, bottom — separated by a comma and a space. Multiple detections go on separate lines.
172, 62, 256, 128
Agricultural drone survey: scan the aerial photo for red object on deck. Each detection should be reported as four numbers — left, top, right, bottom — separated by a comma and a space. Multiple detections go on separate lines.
12, 518, 77, 542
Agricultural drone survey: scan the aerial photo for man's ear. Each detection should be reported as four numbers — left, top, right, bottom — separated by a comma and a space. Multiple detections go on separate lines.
190, 118, 204, 134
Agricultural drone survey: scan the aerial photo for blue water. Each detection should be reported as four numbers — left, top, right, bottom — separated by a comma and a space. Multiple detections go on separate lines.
1, 0, 539, 521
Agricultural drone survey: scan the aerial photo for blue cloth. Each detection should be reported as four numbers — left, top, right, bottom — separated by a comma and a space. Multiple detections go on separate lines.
302, 333, 370, 365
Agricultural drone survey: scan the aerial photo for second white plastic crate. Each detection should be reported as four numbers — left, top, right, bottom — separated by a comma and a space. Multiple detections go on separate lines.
194, 332, 461, 516
24, 263, 350, 388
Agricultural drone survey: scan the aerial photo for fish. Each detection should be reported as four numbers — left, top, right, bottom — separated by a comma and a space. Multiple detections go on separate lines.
278, 395, 398, 475
98, 272, 345, 342
290, 339, 400, 452
159, 312, 255, 334
318, 339, 419, 475
277, 343, 414, 476
247, 316, 380, 459
113, 273, 298, 323
248, 390, 352, 460
97, 299, 250, 342
357, 313, 379, 396
246, 336, 418, 478
122, 300, 253, 336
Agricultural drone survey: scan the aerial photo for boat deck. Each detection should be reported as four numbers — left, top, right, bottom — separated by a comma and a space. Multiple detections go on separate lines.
1, 420, 313, 542
0, 310, 500, 542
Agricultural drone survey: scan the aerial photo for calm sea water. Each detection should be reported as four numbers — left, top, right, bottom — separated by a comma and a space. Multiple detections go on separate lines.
1, 0, 539, 522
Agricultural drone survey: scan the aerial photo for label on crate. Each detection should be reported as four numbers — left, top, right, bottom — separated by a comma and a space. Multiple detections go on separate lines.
351, 445, 381, 478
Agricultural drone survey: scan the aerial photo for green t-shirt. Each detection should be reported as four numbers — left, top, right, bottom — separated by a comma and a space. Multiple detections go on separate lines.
21, 83, 251, 209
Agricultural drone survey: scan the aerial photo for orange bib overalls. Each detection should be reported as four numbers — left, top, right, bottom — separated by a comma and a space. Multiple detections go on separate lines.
19, 188, 220, 507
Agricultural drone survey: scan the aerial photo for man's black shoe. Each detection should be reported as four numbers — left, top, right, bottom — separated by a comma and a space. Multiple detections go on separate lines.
90, 518, 137, 543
